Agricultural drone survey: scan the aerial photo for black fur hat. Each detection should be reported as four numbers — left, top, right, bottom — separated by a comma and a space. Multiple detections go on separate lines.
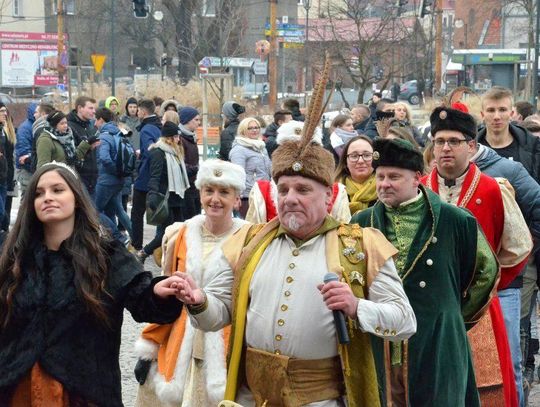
430, 106, 477, 139
372, 138, 424, 173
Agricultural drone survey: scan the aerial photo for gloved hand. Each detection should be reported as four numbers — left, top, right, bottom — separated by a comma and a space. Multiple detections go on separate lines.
86, 134, 100, 145
134, 359, 152, 385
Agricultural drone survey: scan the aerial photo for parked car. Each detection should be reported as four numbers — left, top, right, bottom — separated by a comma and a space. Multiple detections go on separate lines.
0, 93, 15, 105
398, 80, 421, 105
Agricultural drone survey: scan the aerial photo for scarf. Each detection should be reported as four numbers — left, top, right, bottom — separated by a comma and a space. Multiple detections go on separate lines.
234, 136, 266, 153
45, 127, 78, 165
155, 140, 190, 199
344, 174, 377, 215
178, 123, 197, 142
334, 127, 358, 145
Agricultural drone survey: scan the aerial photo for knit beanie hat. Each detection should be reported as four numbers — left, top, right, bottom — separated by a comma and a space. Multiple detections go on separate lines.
125, 97, 138, 110
179, 107, 199, 125
222, 101, 245, 120
161, 121, 179, 137
47, 110, 67, 129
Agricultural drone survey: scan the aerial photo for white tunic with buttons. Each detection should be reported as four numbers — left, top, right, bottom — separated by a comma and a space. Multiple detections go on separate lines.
190, 232, 417, 406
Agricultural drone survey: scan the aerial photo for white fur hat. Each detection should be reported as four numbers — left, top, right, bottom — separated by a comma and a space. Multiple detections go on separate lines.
195, 159, 246, 193
276, 120, 323, 145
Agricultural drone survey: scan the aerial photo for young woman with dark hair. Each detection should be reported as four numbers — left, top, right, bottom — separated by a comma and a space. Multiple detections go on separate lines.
0, 162, 185, 406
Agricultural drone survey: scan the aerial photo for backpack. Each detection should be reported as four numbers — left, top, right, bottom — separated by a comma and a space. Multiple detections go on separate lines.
115, 132, 136, 177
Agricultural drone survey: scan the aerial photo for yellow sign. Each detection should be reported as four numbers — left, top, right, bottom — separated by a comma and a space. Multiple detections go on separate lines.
284, 43, 303, 49
91, 54, 107, 73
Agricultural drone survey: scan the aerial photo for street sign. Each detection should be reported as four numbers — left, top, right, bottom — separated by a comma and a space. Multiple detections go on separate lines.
265, 23, 305, 30
252, 61, 268, 75
91, 54, 107, 73
284, 43, 304, 49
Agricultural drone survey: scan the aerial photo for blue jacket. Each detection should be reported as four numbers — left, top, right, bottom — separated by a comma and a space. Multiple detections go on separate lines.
473, 144, 540, 241
134, 115, 162, 192
15, 103, 37, 171
97, 122, 123, 187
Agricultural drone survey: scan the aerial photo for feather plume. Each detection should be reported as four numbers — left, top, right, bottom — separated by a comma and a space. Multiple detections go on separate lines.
299, 53, 332, 154
444, 86, 477, 107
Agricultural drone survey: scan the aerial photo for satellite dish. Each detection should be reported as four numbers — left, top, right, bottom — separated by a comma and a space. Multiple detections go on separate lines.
153, 10, 164, 21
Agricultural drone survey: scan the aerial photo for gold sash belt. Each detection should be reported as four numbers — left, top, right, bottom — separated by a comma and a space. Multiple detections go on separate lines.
245, 347, 345, 407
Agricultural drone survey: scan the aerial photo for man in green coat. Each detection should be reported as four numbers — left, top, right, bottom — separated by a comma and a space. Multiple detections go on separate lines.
351, 138, 499, 407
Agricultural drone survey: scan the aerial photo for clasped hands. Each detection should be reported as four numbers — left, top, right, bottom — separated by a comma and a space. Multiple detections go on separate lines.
152, 272, 206, 304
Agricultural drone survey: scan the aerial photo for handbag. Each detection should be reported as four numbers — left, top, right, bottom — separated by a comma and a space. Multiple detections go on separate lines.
146, 191, 170, 226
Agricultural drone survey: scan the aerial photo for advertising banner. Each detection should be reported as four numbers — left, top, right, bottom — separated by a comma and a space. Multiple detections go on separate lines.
1, 43, 61, 86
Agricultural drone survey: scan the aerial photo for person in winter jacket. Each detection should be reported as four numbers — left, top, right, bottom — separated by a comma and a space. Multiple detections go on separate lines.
281, 98, 305, 121
0, 103, 15, 230
94, 107, 133, 241
178, 107, 201, 220
478, 86, 540, 182
29, 103, 55, 173
66, 96, 98, 196
120, 96, 141, 152
0, 162, 185, 407
105, 96, 120, 118
218, 101, 245, 161
136, 121, 190, 264
131, 99, 162, 252
15, 103, 37, 197
263, 109, 292, 158
229, 117, 272, 218
159, 99, 182, 117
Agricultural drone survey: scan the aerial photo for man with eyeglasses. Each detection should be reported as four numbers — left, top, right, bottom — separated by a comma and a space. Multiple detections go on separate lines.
422, 106, 532, 407
352, 137, 498, 407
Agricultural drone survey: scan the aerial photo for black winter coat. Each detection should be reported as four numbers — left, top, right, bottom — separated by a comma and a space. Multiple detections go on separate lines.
477, 123, 540, 182
0, 126, 14, 188
263, 122, 279, 158
67, 110, 98, 194
218, 119, 240, 161
147, 147, 183, 208
179, 131, 199, 187
0, 240, 182, 407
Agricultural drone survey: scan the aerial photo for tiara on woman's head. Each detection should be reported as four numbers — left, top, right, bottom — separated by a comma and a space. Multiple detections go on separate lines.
42, 161, 79, 178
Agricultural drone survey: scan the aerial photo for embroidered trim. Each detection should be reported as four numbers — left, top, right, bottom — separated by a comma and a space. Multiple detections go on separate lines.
458, 165, 481, 208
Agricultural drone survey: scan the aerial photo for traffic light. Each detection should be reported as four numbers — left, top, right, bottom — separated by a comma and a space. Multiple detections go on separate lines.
419, 0, 433, 18
133, 0, 149, 18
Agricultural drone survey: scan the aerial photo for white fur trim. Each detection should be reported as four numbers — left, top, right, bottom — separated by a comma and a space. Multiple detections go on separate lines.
145, 215, 247, 404
276, 120, 323, 145
134, 337, 159, 361
195, 159, 246, 194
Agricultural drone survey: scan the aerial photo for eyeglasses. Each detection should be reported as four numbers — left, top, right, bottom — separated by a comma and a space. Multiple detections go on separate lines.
347, 152, 373, 162
247, 126, 260, 131
433, 138, 469, 148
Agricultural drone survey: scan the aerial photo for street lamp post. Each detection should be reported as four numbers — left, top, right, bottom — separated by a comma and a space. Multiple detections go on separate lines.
303, 0, 311, 91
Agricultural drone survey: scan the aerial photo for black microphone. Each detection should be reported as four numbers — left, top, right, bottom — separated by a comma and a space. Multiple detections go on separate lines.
323, 272, 350, 345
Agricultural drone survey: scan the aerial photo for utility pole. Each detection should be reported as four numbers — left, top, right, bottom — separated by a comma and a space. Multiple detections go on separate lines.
57, 0, 64, 85
434, 0, 443, 92
269, 0, 278, 110
111, 0, 116, 96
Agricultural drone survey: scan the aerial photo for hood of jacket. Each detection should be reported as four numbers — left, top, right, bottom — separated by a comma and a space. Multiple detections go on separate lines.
159, 99, 182, 116
472, 144, 504, 172
100, 121, 120, 136
105, 96, 120, 110
137, 114, 162, 132
26, 102, 38, 122
66, 110, 92, 129
178, 123, 196, 143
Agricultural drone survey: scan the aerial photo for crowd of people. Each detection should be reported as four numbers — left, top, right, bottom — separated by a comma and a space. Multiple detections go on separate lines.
0, 78, 539, 407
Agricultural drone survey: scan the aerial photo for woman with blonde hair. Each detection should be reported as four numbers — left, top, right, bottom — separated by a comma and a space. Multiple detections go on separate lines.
162, 110, 180, 126
389, 101, 425, 146
136, 121, 190, 263
229, 116, 271, 218
0, 103, 16, 229
134, 159, 248, 407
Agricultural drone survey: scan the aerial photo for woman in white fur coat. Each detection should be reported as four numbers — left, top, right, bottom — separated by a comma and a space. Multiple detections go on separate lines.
134, 159, 249, 407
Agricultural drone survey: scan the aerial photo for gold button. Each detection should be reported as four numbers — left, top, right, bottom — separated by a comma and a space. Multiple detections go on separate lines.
286, 276, 294, 283
281, 304, 288, 311
284, 290, 291, 297
275, 334, 282, 341
384, 329, 389, 335
292, 249, 300, 256
375, 326, 381, 333
289, 263, 295, 269
278, 319, 285, 326
391, 330, 397, 336
274, 349, 281, 355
